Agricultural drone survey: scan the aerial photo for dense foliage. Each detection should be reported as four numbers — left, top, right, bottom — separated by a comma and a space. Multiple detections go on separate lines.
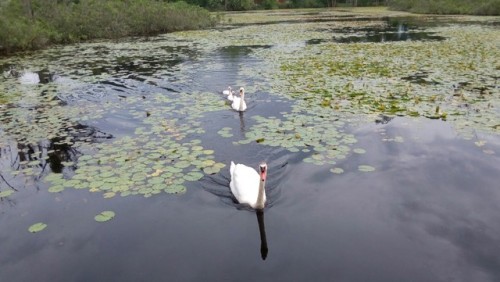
0, 0, 216, 54
388, 0, 500, 15
184, 0, 385, 10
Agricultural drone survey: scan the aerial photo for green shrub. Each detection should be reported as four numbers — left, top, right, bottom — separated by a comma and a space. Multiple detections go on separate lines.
289, 0, 326, 8
227, 0, 255, 10
0, 0, 216, 54
260, 0, 279, 9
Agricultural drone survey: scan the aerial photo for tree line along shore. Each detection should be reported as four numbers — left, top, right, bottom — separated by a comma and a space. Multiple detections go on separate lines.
1, 0, 498, 55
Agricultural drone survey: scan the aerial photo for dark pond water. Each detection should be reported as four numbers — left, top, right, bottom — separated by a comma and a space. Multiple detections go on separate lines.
1, 10, 500, 282
307, 17, 446, 44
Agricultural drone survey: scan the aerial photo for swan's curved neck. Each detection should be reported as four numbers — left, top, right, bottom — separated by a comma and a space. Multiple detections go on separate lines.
239, 92, 245, 111
256, 169, 266, 210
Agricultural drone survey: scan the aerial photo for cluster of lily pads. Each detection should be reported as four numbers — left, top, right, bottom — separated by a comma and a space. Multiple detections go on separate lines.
237, 112, 357, 166
217, 127, 234, 138
1, 8, 499, 205
253, 24, 499, 141
42, 92, 227, 198
0, 88, 104, 147
189, 9, 498, 168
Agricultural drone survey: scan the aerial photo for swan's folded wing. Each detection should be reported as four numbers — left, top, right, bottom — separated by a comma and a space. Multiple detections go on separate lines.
231, 164, 260, 206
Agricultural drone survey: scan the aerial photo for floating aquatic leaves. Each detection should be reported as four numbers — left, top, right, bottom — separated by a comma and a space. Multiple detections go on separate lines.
1, 8, 499, 202
203, 162, 226, 175
217, 11, 499, 145
240, 113, 355, 165
0, 190, 14, 197
353, 148, 366, 154
164, 184, 187, 194
183, 171, 204, 182
330, 167, 344, 174
358, 165, 376, 172
48, 185, 65, 193
28, 222, 47, 233
94, 211, 115, 222
40, 92, 227, 198
217, 127, 233, 138
0, 85, 105, 147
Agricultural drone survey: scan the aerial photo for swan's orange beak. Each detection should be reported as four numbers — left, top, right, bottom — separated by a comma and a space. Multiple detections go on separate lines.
259, 163, 267, 181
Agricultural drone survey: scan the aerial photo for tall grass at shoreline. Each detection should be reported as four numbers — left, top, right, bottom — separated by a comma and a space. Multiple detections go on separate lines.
0, 0, 217, 54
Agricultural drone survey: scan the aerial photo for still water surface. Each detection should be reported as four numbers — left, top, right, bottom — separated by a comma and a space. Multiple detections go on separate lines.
1, 9, 500, 282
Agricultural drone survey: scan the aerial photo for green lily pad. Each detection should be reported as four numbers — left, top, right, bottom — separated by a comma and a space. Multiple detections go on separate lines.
183, 172, 204, 182
165, 184, 187, 194
174, 160, 191, 169
103, 192, 116, 198
330, 167, 344, 174
203, 167, 217, 175
202, 160, 215, 167
0, 190, 15, 197
358, 165, 376, 172
213, 162, 226, 169
28, 222, 47, 233
48, 185, 65, 193
94, 211, 116, 222
353, 148, 366, 154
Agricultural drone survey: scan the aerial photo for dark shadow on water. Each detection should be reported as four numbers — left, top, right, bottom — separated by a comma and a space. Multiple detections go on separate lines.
401, 71, 442, 85
333, 31, 445, 43
307, 17, 446, 45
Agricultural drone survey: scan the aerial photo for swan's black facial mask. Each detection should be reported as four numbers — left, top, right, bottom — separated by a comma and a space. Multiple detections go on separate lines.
259, 164, 267, 174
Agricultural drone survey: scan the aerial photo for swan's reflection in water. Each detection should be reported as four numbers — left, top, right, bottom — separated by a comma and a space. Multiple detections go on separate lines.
256, 210, 268, 260
239, 111, 245, 133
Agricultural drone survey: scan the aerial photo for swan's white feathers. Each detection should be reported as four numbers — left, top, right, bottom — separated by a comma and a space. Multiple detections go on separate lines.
231, 93, 247, 111
222, 86, 231, 96
229, 161, 266, 208
231, 96, 243, 111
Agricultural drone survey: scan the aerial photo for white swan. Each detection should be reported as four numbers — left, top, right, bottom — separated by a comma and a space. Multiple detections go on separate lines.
223, 86, 234, 101
222, 86, 232, 95
231, 87, 247, 112
229, 91, 235, 101
230, 162, 267, 210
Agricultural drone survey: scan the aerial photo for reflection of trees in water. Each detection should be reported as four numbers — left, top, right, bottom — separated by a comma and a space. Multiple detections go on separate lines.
0, 123, 113, 193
